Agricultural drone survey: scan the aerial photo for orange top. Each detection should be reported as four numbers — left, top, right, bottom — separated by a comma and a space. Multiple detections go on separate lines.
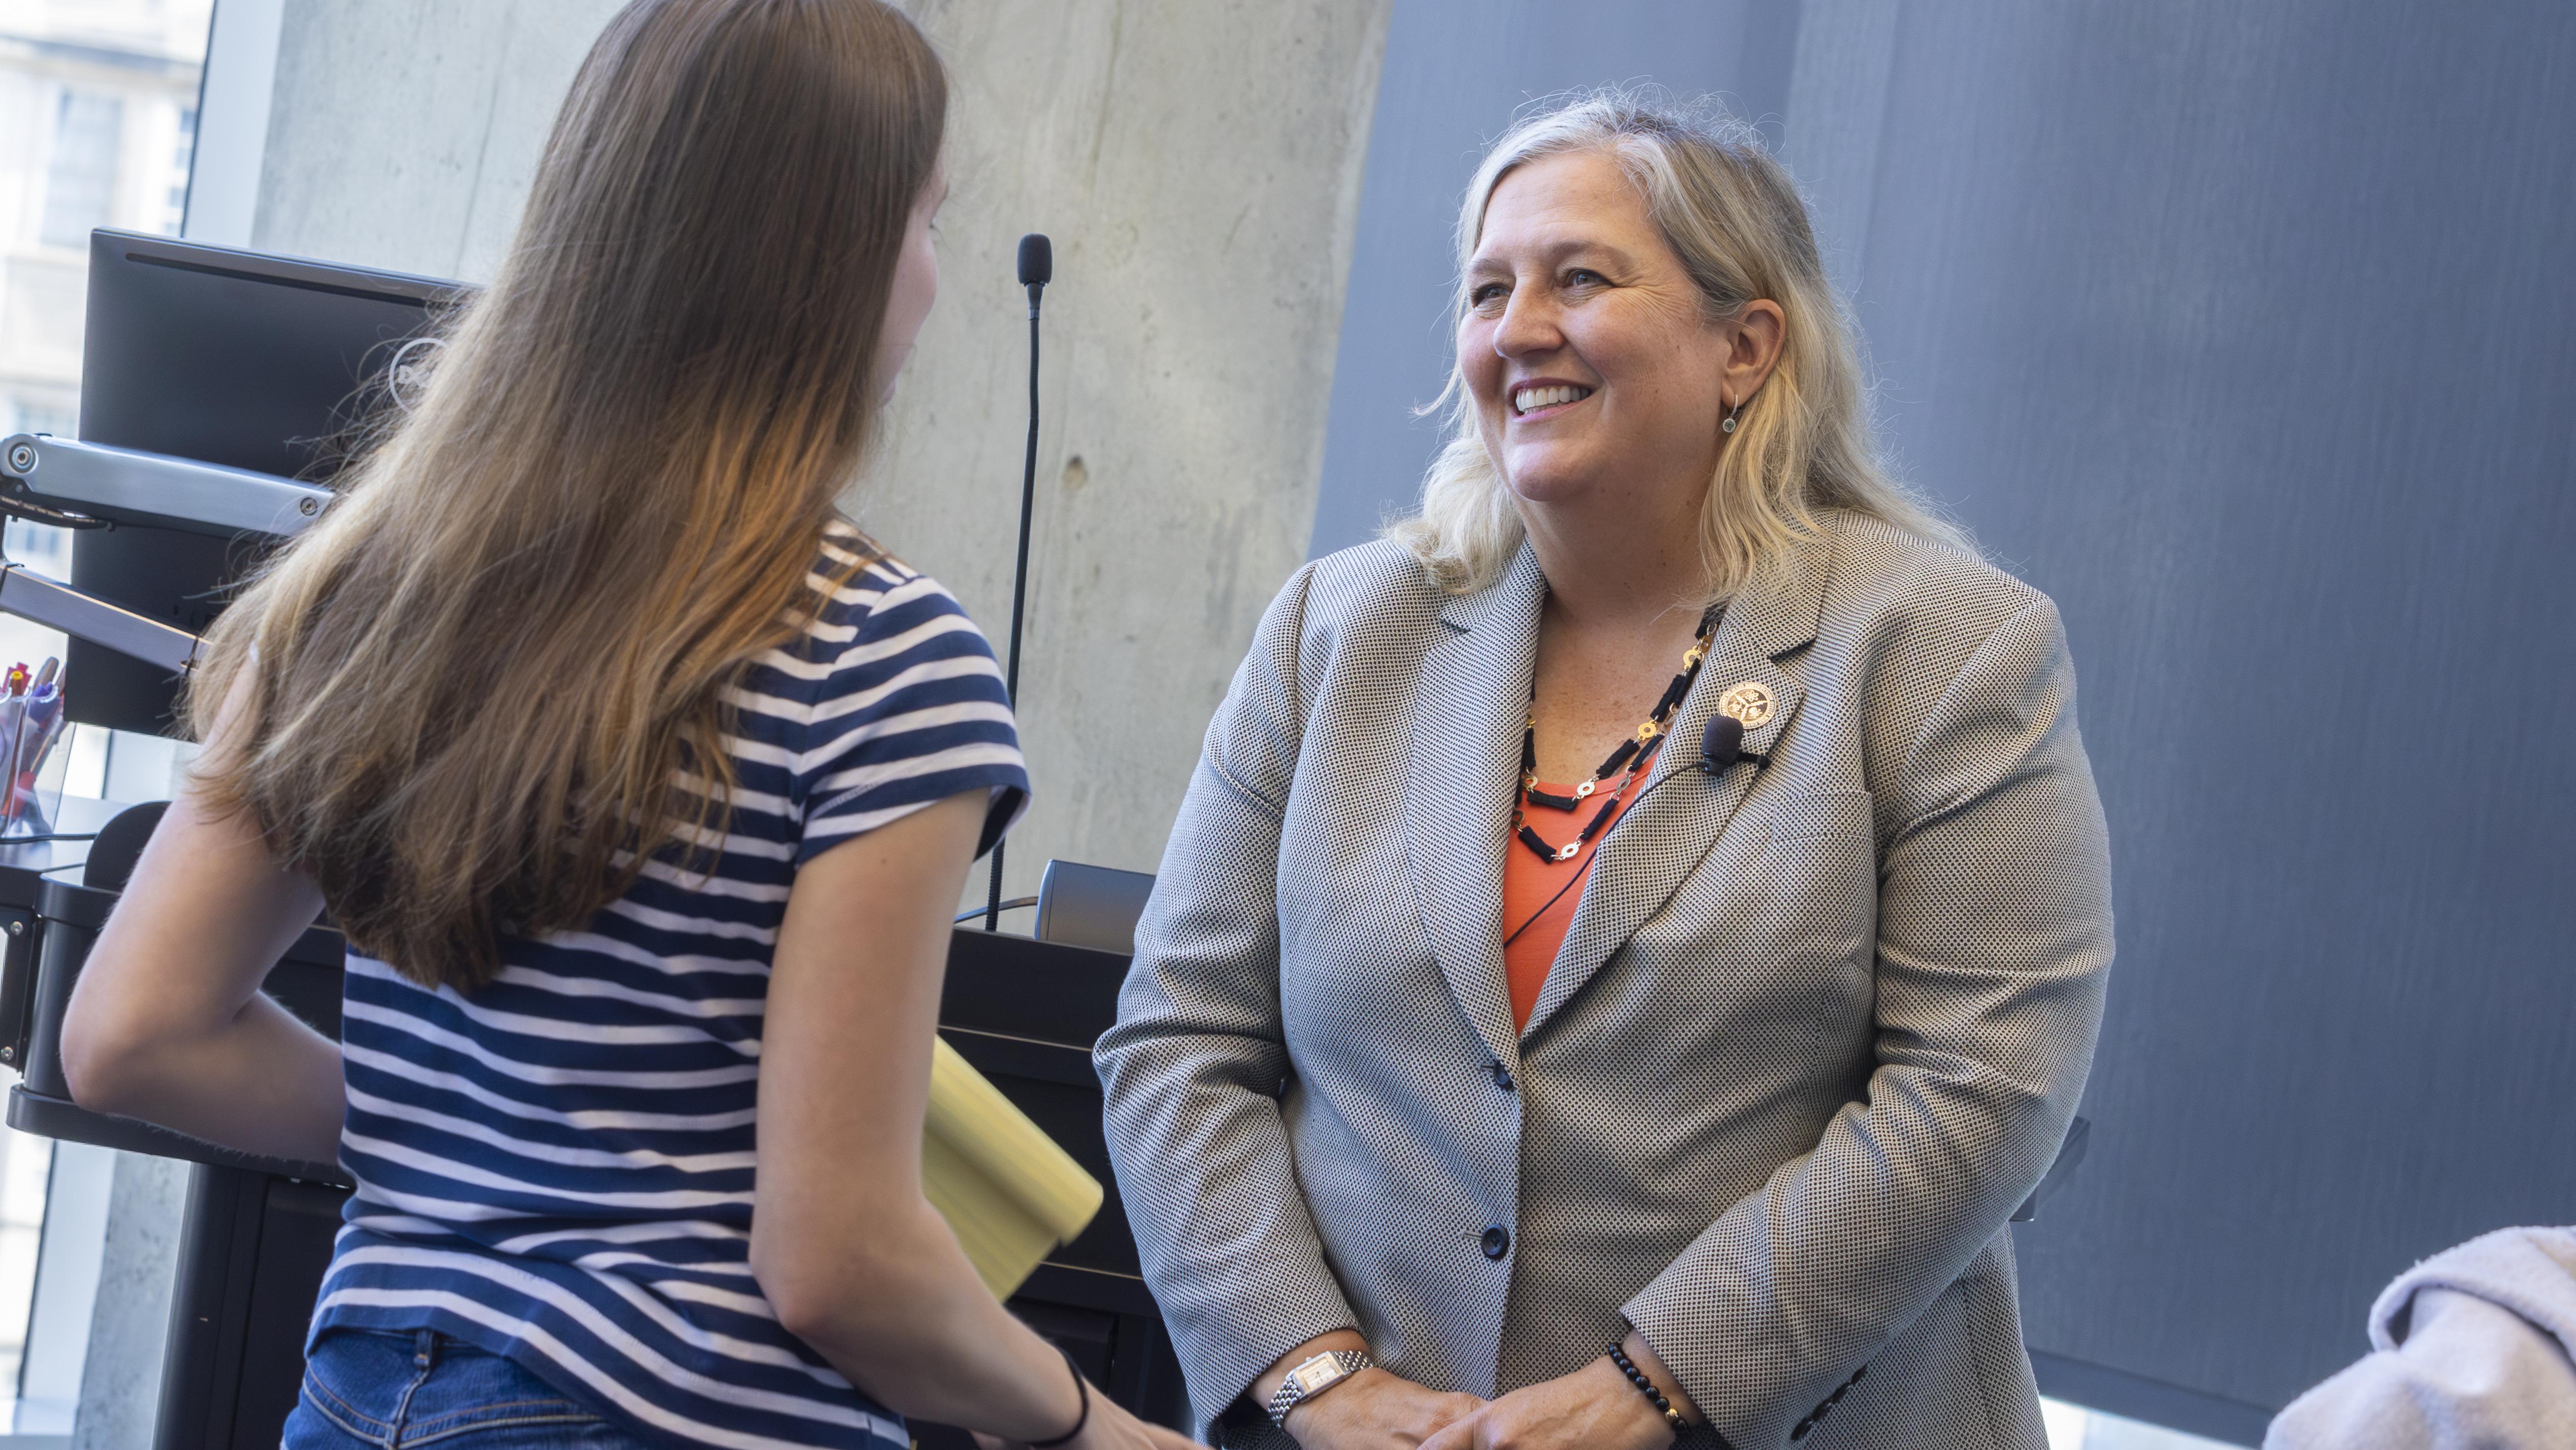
1502, 770, 1641, 1031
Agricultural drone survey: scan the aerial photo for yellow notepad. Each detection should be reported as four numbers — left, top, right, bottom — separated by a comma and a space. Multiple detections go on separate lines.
922, 1034, 1106, 1297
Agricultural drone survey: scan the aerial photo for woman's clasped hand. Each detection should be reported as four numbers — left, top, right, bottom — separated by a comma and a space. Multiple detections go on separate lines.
1278, 1368, 1485, 1450
1405, 1360, 1679, 1450
1264, 1330, 1696, 1450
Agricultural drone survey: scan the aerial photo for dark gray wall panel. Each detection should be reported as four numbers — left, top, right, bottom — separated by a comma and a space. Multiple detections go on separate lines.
1319, 0, 2576, 1436
1847, 0, 2576, 1416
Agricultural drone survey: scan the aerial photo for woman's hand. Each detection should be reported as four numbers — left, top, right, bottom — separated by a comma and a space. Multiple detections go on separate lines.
1413, 1351, 1682, 1450
1284, 1368, 1484, 1450
971, 1386, 1207, 1450
1250, 1332, 1481, 1449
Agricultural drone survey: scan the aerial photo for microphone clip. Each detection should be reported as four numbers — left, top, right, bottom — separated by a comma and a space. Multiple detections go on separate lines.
1694, 713, 1766, 776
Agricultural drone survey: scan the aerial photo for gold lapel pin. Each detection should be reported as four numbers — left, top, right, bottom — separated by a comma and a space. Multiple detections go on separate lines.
1717, 681, 1776, 728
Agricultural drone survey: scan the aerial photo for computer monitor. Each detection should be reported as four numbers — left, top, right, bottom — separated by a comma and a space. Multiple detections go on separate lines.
69, 230, 464, 734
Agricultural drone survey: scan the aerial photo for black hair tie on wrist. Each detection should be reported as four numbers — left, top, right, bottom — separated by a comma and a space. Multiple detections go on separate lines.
1028, 1344, 1091, 1448
1608, 1341, 1689, 1443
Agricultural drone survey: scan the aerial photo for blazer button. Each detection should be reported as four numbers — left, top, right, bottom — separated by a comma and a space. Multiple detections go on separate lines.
1489, 1062, 1515, 1091
1480, 1225, 1510, 1259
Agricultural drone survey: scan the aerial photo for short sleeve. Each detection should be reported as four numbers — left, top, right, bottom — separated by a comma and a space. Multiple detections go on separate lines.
790, 564, 1029, 867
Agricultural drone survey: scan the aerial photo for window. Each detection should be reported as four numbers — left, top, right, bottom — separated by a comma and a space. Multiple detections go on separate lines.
0, 1133, 48, 1409
38, 91, 125, 251
0, 3, 215, 1433
164, 106, 198, 235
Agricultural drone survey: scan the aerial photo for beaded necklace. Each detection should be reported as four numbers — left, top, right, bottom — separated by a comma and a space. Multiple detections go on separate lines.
1513, 611, 1718, 865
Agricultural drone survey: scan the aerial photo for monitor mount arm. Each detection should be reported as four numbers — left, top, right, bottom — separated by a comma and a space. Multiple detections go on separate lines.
2, 433, 331, 539
0, 565, 198, 675
0, 432, 330, 670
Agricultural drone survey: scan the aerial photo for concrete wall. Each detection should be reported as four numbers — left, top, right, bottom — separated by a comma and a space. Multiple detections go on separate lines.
873, 1, 1389, 892
250, 0, 626, 281
70, 1154, 188, 1450
16, 1140, 112, 1438
248, 0, 1391, 896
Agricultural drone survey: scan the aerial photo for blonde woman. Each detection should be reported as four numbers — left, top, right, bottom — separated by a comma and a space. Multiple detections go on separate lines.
60, 4, 1197, 1449
1098, 92, 2112, 1450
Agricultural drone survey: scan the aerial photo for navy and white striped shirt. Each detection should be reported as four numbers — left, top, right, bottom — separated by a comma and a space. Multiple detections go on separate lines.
311, 525, 1029, 1448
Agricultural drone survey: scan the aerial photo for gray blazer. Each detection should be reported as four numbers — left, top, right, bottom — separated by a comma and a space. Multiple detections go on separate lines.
1096, 513, 2112, 1449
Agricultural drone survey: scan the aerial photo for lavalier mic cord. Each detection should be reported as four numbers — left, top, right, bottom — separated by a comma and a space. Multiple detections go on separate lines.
1502, 712, 1764, 948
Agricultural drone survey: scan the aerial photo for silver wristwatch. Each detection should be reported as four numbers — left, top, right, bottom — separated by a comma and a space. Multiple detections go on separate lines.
1265, 1349, 1376, 1427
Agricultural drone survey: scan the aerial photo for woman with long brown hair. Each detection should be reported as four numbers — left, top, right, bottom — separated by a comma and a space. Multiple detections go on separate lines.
59, 4, 1196, 1448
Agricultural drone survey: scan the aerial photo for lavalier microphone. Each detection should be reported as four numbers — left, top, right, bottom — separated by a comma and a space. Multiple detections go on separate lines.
1582, 707, 1768, 859
1697, 712, 1744, 774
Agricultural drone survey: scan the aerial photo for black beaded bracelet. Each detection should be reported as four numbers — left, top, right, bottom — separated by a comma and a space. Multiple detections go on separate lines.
1608, 1341, 1689, 1442
1028, 1345, 1091, 1448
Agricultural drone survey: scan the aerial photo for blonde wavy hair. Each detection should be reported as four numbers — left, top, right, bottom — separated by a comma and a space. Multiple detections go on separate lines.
1388, 88, 1962, 601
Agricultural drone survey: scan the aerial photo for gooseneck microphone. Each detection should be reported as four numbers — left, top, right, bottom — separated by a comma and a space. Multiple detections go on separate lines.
1018, 233, 1052, 317
999, 233, 1049, 705
986, 234, 1052, 931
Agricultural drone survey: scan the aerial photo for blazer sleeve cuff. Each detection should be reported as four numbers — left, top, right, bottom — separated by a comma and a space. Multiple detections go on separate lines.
1174, 1291, 1359, 1435
1622, 1290, 1837, 1450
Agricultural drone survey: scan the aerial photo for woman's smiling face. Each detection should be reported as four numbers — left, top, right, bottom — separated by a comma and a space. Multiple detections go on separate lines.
1459, 149, 1740, 518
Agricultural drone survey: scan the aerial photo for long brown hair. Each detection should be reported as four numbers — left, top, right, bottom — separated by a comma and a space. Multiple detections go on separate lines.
184, 0, 947, 989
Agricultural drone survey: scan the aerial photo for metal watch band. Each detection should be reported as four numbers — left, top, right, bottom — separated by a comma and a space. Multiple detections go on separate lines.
1265, 1349, 1377, 1428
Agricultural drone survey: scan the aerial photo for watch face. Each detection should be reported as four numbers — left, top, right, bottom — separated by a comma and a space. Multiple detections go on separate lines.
1291, 1361, 1340, 1395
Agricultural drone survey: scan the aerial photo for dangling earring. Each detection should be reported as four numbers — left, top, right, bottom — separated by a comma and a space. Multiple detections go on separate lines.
1720, 396, 1744, 434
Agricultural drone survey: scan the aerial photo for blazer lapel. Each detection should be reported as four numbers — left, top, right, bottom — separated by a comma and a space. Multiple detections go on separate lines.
1403, 545, 1548, 1070
1520, 529, 1833, 1041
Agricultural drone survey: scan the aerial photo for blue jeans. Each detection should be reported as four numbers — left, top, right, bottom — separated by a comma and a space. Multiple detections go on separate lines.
283, 1329, 653, 1448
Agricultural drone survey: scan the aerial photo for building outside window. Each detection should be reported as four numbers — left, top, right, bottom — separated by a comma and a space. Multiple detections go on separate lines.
35, 88, 119, 248
0, 0, 214, 1435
